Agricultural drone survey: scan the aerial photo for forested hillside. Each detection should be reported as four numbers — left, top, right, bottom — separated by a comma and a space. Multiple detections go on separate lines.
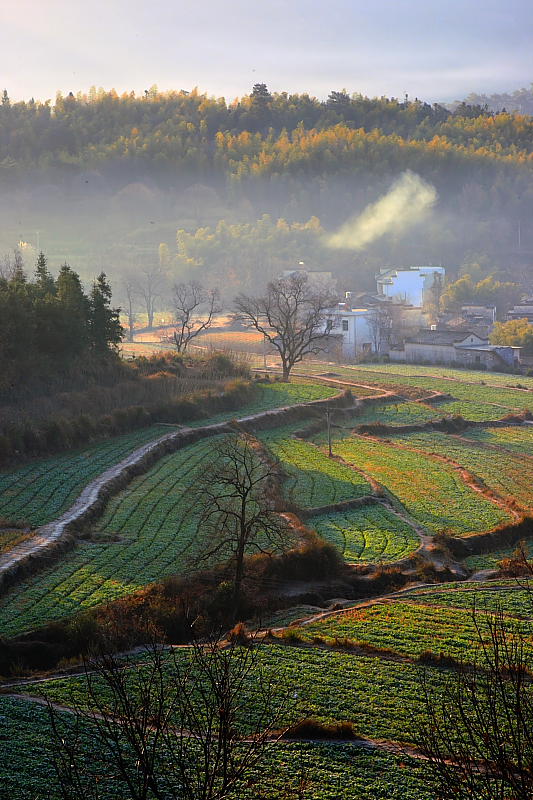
2, 85, 533, 296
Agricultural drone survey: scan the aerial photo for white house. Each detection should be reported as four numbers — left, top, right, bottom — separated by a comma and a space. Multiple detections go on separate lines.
324, 307, 382, 359
376, 266, 445, 307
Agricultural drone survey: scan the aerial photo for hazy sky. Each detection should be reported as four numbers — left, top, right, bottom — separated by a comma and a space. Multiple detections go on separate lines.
1, 0, 532, 103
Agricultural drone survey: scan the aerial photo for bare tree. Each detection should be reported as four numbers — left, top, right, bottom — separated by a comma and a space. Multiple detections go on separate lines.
235, 274, 337, 381
191, 433, 291, 618
47, 632, 289, 800
366, 304, 394, 355
121, 274, 139, 343
138, 264, 165, 330
171, 281, 221, 353
417, 596, 533, 800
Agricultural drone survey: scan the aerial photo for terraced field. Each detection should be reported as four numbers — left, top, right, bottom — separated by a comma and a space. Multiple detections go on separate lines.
327, 434, 511, 535
388, 430, 533, 511
3, 366, 533, 800
346, 401, 438, 427
0, 425, 173, 527
308, 503, 419, 562
0, 437, 235, 637
404, 581, 533, 618
187, 379, 340, 427
467, 423, 533, 455
260, 431, 372, 508
0, 380, 337, 531
295, 363, 532, 416
0, 696, 432, 800
21, 643, 448, 745
297, 598, 532, 662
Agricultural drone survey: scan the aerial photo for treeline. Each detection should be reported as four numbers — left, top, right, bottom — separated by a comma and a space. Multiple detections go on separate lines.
0, 84, 532, 181
463, 83, 533, 115
0, 252, 122, 394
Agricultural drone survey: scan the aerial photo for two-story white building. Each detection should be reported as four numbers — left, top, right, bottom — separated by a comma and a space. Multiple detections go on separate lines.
376, 266, 445, 306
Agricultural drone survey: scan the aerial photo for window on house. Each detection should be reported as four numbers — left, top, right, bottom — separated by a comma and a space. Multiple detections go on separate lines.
475, 355, 481, 363
342, 320, 349, 331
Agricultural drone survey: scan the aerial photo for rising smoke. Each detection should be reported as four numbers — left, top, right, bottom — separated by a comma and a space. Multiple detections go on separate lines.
325, 170, 437, 250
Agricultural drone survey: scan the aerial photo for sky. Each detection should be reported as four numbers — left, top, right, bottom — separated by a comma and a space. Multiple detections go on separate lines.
1, 0, 532, 103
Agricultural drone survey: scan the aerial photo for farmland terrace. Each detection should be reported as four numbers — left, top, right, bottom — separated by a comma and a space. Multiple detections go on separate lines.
2, 364, 533, 798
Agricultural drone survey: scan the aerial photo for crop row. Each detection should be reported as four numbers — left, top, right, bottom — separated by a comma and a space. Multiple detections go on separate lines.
0, 696, 432, 800
404, 581, 533, 618
260, 432, 371, 509
25, 643, 452, 747
298, 598, 532, 662
390, 430, 533, 511
0, 424, 171, 527
0, 437, 231, 637
308, 504, 419, 562
326, 434, 511, 536
467, 424, 533, 456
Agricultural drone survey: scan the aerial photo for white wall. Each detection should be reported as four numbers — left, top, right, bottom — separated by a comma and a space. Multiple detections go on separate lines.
378, 267, 444, 307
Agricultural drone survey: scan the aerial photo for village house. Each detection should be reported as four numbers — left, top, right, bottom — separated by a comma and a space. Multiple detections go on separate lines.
390, 329, 521, 369
376, 266, 445, 306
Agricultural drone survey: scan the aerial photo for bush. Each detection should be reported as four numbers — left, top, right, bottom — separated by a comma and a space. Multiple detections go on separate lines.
282, 718, 359, 740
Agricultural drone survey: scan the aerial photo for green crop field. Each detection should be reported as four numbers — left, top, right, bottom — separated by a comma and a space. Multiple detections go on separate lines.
297, 598, 532, 662
21, 643, 452, 746
0, 381, 336, 530
327, 434, 511, 535
463, 543, 524, 572
308, 503, 419, 562
466, 424, 533, 456
260, 431, 372, 509
0, 696, 432, 800
295, 363, 532, 413
403, 581, 533, 617
0, 425, 173, 527
388, 430, 533, 511
0, 437, 236, 637
344, 401, 438, 427
187, 379, 340, 427
4, 366, 533, 800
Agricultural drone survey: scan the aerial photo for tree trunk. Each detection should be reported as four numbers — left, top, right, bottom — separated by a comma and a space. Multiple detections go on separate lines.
232, 542, 246, 620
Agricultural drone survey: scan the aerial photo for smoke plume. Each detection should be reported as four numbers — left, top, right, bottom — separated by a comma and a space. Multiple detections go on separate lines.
325, 170, 437, 250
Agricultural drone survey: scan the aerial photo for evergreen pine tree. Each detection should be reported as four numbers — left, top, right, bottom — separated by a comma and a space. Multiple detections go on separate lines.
34, 251, 55, 296
56, 263, 90, 354
89, 272, 123, 353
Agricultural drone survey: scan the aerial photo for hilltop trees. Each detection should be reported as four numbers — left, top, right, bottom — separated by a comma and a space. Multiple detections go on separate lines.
235, 273, 337, 380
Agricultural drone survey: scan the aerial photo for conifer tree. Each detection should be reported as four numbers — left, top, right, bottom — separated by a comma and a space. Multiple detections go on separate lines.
89, 272, 123, 353
34, 251, 55, 296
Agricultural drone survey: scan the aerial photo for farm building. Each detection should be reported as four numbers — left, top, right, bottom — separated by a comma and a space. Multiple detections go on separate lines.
390, 329, 521, 368
376, 266, 445, 306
